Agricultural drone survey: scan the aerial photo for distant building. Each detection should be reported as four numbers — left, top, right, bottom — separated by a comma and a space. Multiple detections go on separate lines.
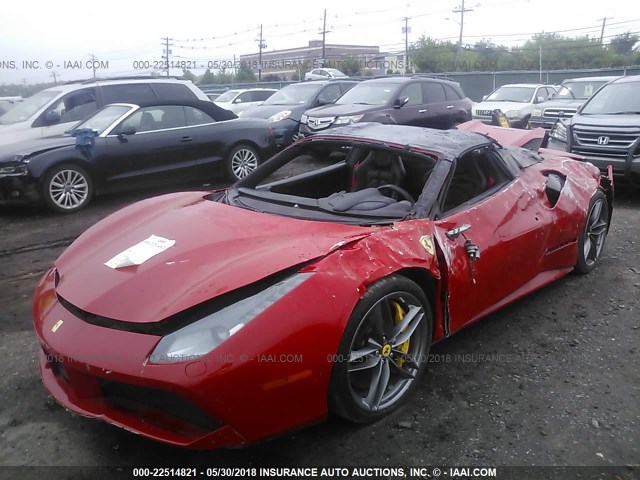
239, 40, 381, 79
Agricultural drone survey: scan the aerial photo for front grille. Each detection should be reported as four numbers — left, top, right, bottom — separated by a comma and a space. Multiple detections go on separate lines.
98, 378, 221, 433
543, 108, 577, 119
571, 124, 640, 160
306, 116, 335, 130
475, 109, 493, 117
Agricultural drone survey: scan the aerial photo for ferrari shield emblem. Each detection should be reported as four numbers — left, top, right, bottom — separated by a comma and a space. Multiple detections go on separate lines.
52, 320, 64, 332
419, 235, 435, 255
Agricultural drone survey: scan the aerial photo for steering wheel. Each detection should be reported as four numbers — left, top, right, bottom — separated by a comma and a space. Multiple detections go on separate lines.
376, 184, 415, 203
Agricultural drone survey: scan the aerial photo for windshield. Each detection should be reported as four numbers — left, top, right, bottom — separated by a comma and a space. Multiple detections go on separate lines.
0, 89, 60, 125
486, 86, 535, 103
72, 105, 133, 134
336, 83, 396, 105
262, 84, 320, 105
325, 69, 347, 77
215, 141, 436, 225
581, 82, 640, 115
557, 80, 609, 100
214, 90, 242, 102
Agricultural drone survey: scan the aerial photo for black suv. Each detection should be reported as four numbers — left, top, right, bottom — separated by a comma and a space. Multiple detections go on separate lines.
240, 79, 359, 147
547, 75, 640, 182
298, 76, 472, 136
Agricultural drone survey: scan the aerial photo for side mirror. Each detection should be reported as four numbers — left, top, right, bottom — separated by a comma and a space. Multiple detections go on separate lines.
42, 111, 61, 125
547, 93, 555, 100
316, 98, 332, 106
537, 96, 546, 103
394, 96, 410, 109
233, 98, 242, 104
117, 125, 136, 141
482, 95, 488, 101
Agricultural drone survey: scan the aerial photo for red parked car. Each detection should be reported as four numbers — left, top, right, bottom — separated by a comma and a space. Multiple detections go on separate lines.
33, 121, 613, 448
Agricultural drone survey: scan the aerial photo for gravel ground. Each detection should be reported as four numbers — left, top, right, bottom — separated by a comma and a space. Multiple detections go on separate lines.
0, 180, 638, 478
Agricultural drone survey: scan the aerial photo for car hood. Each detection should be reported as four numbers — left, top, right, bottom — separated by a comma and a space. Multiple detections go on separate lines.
568, 113, 640, 127
474, 101, 530, 112
0, 135, 73, 163
241, 104, 309, 121
54, 192, 372, 324
304, 104, 384, 117
536, 99, 584, 111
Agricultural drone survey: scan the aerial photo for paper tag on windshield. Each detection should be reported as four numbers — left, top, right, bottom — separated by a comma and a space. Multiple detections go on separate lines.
105, 235, 175, 269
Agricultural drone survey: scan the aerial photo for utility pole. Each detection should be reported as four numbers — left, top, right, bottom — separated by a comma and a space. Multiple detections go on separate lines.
257, 25, 267, 81
50, 71, 58, 85
452, 0, 474, 65
161, 37, 173, 77
321, 9, 327, 67
402, 17, 411, 74
598, 17, 613, 44
90, 54, 97, 79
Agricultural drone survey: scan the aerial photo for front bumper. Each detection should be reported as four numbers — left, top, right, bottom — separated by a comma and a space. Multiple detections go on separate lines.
270, 119, 300, 148
0, 174, 40, 204
33, 266, 340, 448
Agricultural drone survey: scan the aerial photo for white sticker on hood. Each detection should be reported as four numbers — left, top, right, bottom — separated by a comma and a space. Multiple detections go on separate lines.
104, 235, 176, 269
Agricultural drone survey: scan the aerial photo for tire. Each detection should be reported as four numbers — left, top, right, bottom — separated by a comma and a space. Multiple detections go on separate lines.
226, 144, 260, 181
329, 275, 433, 423
42, 164, 94, 213
574, 190, 609, 274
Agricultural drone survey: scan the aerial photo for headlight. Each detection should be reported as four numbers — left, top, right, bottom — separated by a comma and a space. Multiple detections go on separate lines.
148, 272, 313, 364
334, 115, 364, 125
505, 110, 521, 119
267, 110, 292, 123
14, 154, 30, 164
532, 108, 542, 118
550, 121, 568, 142
300, 114, 308, 124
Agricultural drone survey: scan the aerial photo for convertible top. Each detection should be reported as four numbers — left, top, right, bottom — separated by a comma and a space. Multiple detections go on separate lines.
116, 98, 239, 122
305, 122, 494, 161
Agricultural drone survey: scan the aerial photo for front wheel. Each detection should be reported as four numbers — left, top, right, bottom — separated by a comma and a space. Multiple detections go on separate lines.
42, 164, 94, 213
226, 144, 260, 181
574, 190, 609, 274
329, 275, 433, 423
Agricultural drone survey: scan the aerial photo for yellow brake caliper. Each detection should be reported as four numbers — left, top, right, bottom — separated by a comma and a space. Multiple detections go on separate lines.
391, 301, 410, 367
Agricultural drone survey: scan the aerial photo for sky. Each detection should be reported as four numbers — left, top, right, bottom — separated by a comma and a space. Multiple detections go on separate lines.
0, 0, 638, 84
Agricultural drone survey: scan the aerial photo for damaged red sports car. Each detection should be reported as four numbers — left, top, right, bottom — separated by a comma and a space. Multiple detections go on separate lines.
33, 122, 613, 449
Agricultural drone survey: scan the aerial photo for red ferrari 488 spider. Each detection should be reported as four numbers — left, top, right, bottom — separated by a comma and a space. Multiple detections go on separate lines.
33, 121, 613, 448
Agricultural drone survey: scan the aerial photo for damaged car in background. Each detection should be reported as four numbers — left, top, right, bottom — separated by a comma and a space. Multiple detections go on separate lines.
33, 121, 613, 449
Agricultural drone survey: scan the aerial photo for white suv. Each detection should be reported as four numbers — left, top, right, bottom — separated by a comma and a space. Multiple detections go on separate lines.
0, 78, 209, 146
472, 83, 557, 128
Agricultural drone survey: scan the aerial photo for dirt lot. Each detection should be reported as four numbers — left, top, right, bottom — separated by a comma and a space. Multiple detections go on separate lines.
0, 180, 638, 475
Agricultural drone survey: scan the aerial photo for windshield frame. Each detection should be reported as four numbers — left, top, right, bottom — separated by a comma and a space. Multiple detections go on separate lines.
0, 89, 61, 125
70, 103, 138, 136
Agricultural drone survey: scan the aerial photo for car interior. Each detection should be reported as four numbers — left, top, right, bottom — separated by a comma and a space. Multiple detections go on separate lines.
223, 142, 438, 224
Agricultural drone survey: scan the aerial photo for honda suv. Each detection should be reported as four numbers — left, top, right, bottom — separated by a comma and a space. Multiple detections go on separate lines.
298, 76, 472, 137
529, 76, 618, 131
0, 78, 209, 146
547, 75, 640, 182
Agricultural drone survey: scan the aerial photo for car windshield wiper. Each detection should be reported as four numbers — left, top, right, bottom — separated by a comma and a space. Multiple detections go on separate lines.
609, 111, 640, 115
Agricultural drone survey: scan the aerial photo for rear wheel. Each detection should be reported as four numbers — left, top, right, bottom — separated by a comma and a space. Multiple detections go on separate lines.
226, 144, 260, 181
574, 190, 609, 274
42, 164, 94, 213
329, 276, 433, 423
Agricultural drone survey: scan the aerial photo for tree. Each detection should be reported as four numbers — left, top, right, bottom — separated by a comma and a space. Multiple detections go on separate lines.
337, 56, 361, 76
236, 64, 256, 82
609, 32, 640, 55
198, 68, 215, 86
262, 74, 281, 82
181, 69, 197, 82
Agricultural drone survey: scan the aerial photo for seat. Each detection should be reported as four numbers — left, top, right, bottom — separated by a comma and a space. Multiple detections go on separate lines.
139, 111, 157, 132
350, 150, 406, 191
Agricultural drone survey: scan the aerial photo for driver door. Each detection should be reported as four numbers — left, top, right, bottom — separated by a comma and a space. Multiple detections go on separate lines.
431, 147, 549, 334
